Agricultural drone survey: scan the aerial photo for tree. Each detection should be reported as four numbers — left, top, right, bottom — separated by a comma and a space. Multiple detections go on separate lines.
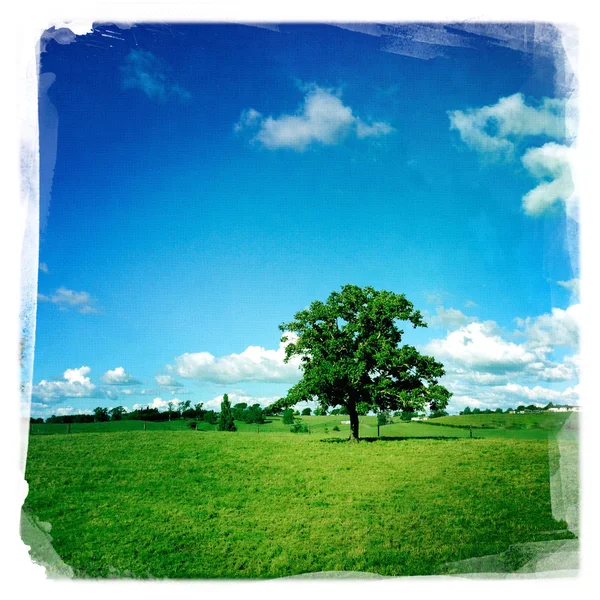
314, 406, 328, 416
462, 406, 472, 415
279, 285, 451, 441
282, 408, 295, 425
472, 408, 481, 414
301, 407, 312, 416
177, 400, 191, 418
218, 394, 236, 431
109, 406, 126, 421
495, 407, 503, 414
377, 411, 390, 426
356, 402, 371, 416
430, 408, 448, 418
93, 407, 109, 422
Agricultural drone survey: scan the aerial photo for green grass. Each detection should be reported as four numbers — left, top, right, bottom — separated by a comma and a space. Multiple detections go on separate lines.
430, 412, 574, 431
24, 430, 576, 578
30, 412, 575, 441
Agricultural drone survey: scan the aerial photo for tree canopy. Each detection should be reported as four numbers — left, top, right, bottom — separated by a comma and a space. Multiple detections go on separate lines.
279, 285, 451, 440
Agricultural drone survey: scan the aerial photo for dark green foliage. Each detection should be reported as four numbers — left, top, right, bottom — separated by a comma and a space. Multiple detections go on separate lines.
356, 402, 371, 415
301, 407, 312, 416
377, 411, 391, 426
289, 422, 309, 433
472, 408, 481, 415
93, 407, 109, 422
400, 410, 415, 421
203, 410, 218, 424
314, 407, 327, 416
429, 409, 448, 418
282, 408, 295, 425
279, 285, 451, 440
332, 425, 340, 431
109, 406, 126, 421
495, 408, 503, 414
218, 394, 236, 431
461, 407, 472, 415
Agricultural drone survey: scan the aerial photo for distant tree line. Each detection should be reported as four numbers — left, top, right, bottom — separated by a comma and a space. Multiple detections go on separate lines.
459, 402, 573, 415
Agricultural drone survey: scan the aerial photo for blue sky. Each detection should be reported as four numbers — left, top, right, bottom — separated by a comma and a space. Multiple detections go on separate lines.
30, 22, 579, 417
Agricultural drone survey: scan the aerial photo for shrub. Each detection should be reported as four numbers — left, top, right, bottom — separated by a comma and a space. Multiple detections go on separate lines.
332, 425, 340, 432
289, 422, 308, 433
282, 408, 295, 425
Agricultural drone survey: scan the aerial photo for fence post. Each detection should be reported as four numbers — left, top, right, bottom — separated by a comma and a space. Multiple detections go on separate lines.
469, 425, 472, 438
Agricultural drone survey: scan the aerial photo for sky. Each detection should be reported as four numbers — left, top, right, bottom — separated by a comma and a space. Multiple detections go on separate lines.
28, 22, 580, 417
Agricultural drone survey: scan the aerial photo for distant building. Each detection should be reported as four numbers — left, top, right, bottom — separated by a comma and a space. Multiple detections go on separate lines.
568, 406, 580, 412
548, 407, 568, 412
508, 410, 515, 414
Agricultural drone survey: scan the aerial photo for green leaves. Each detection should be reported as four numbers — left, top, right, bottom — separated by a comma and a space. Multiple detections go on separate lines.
279, 285, 452, 437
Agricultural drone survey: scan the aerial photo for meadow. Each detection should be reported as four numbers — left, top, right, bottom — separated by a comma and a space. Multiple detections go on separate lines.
23, 413, 577, 578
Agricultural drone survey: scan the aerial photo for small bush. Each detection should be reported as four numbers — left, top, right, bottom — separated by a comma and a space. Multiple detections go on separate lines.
188, 421, 197, 430
289, 422, 308, 434
324, 427, 329, 434
332, 425, 340, 432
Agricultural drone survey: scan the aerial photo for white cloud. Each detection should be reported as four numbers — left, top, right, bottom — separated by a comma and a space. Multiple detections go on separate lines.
132, 397, 178, 412
201, 392, 281, 411
425, 321, 537, 374
521, 142, 576, 217
101, 367, 140, 385
169, 334, 302, 384
493, 382, 580, 405
431, 306, 475, 330
236, 85, 394, 151
37, 286, 99, 314
517, 303, 580, 351
155, 375, 182, 387
448, 93, 571, 157
39, 262, 49, 274
120, 49, 190, 102
557, 278, 580, 300
32, 366, 97, 402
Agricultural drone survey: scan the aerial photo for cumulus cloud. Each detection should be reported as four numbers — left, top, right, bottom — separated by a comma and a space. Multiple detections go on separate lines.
448, 93, 571, 157
101, 367, 140, 385
425, 321, 537, 374
236, 85, 394, 151
120, 49, 191, 102
521, 142, 576, 217
516, 303, 580, 351
39, 262, 49, 274
132, 397, 178, 412
449, 93, 576, 218
37, 287, 99, 314
32, 366, 97, 402
155, 375, 183, 387
169, 334, 302, 384
430, 306, 475, 330
557, 278, 580, 301
201, 392, 281, 411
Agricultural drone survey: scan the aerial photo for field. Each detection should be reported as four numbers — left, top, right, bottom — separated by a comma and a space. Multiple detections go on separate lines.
23, 412, 578, 579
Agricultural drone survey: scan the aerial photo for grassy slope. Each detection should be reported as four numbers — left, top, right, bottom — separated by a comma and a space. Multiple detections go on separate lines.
30, 412, 574, 441
24, 431, 574, 578
430, 413, 574, 430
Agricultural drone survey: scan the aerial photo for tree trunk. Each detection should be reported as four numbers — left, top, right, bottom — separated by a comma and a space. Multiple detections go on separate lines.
348, 406, 360, 442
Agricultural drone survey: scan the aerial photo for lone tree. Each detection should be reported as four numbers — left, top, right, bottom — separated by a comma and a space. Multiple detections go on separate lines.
279, 285, 452, 441
218, 394, 237, 431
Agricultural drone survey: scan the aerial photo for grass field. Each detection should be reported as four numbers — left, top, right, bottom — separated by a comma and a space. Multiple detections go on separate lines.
29, 411, 577, 441
23, 412, 578, 578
